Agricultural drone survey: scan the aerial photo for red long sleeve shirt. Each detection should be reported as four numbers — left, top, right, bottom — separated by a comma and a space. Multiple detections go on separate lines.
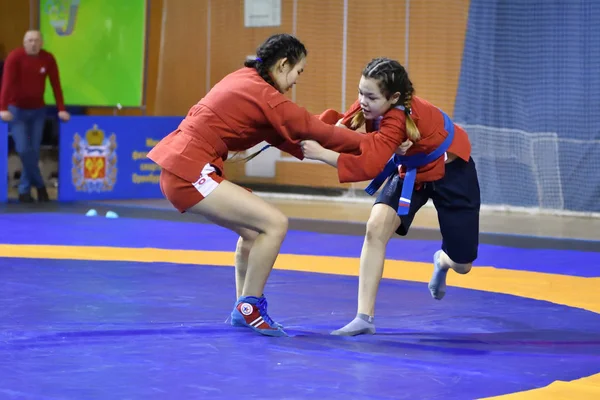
0, 48, 65, 111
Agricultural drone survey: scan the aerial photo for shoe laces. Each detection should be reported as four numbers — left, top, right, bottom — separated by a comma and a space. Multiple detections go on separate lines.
256, 297, 276, 326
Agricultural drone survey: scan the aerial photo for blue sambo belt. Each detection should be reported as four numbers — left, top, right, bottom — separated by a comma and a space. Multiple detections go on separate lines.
364, 109, 455, 216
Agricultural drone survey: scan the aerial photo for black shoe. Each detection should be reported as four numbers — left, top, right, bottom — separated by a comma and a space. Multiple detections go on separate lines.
18, 193, 35, 203
36, 187, 50, 202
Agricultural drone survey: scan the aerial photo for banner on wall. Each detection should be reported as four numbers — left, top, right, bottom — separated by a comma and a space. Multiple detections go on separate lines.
40, 0, 147, 107
58, 116, 182, 202
0, 123, 7, 203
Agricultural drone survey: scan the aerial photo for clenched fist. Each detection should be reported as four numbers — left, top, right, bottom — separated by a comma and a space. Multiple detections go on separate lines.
300, 140, 325, 160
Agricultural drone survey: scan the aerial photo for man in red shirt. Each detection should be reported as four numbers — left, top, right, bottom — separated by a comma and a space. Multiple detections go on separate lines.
0, 30, 70, 203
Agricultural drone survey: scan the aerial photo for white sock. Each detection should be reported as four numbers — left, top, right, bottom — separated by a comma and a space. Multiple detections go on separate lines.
331, 313, 376, 336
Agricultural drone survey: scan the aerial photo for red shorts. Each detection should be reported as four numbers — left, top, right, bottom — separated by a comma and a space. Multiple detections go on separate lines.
159, 163, 224, 213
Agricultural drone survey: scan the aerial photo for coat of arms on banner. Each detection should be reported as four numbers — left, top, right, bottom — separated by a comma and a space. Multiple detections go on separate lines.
72, 124, 117, 192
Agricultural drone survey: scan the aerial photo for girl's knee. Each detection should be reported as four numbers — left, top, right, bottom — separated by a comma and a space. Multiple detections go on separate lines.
266, 210, 289, 238
365, 215, 394, 243
453, 263, 472, 274
443, 251, 474, 274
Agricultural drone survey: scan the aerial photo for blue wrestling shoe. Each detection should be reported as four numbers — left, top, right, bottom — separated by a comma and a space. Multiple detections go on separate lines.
230, 295, 283, 329
230, 296, 286, 337
428, 250, 449, 300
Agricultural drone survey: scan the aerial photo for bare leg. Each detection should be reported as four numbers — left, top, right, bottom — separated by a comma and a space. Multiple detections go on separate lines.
357, 204, 402, 316
331, 204, 400, 336
188, 180, 288, 298
233, 230, 258, 299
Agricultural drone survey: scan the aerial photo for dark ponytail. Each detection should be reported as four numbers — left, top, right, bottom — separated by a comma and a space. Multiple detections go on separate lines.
244, 33, 307, 89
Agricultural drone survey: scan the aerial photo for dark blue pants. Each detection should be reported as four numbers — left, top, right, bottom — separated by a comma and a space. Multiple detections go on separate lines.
8, 106, 46, 194
375, 157, 481, 264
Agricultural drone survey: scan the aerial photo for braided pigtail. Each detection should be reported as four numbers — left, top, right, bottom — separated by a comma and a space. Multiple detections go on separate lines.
350, 110, 365, 129
402, 92, 420, 142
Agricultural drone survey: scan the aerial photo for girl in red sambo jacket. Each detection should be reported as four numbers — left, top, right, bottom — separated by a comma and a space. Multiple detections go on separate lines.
147, 34, 363, 337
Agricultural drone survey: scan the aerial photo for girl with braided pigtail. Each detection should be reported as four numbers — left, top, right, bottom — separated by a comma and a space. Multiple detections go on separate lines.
148, 34, 364, 337
301, 57, 481, 336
